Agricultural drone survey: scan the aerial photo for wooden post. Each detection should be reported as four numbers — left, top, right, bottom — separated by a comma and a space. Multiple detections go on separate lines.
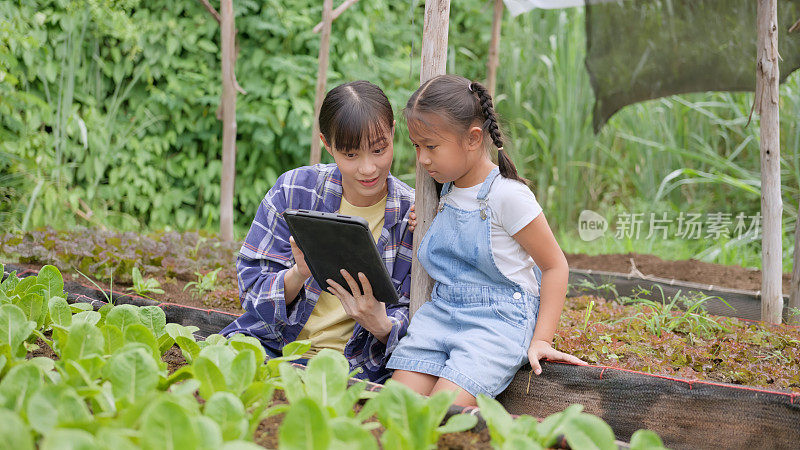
790, 201, 800, 324
756, 0, 782, 324
313, 0, 360, 33
486, 0, 503, 97
220, 0, 237, 242
309, 0, 333, 165
410, 0, 451, 316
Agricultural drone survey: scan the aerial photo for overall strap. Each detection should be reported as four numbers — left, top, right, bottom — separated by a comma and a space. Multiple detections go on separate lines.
440, 181, 454, 196
477, 167, 501, 201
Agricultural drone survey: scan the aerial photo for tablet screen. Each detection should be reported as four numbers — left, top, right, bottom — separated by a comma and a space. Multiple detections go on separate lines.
284, 209, 400, 304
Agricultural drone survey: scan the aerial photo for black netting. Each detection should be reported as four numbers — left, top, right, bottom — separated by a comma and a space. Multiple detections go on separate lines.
498, 361, 800, 449
587, 0, 800, 130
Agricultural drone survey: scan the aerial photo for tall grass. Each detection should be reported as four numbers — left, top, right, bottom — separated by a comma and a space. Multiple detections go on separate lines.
492, 7, 800, 270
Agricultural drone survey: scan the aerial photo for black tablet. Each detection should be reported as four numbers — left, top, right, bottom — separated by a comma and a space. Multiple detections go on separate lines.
283, 209, 400, 304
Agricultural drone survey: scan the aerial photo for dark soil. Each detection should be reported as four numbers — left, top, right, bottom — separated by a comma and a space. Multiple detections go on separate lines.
565, 252, 792, 293
162, 345, 187, 374
27, 336, 58, 361
437, 428, 492, 449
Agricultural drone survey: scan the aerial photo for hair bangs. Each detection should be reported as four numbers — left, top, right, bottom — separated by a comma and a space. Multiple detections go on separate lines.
329, 101, 390, 152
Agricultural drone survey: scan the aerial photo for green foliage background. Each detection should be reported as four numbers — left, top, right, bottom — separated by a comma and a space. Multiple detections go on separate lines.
3, 0, 800, 270
1, 0, 491, 233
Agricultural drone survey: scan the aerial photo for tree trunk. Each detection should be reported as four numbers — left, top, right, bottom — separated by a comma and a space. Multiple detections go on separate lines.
309, 0, 333, 165
410, 0, 450, 316
219, 0, 237, 242
756, 0, 782, 324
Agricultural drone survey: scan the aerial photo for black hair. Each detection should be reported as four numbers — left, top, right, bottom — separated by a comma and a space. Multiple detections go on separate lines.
404, 74, 526, 183
318, 80, 393, 152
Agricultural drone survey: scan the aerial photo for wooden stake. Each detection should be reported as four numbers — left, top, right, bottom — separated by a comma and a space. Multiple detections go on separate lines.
410, 0, 450, 316
219, 0, 237, 242
310, 0, 333, 165
486, 0, 503, 97
313, 0, 360, 33
756, 0, 783, 324
790, 200, 800, 324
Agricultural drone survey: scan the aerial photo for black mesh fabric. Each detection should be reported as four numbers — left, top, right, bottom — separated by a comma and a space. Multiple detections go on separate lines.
497, 361, 800, 449
586, 0, 800, 130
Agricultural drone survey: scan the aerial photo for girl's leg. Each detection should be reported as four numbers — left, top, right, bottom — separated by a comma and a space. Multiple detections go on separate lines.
430, 378, 477, 407
391, 370, 439, 396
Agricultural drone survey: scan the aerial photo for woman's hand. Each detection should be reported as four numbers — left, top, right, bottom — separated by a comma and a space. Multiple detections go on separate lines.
288, 236, 312, 278
408, 204, 417, 232
527, 339, 587, 375
326, 269, 393, 343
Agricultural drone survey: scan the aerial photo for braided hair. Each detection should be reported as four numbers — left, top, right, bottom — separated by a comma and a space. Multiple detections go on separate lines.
404, 74, 526, 184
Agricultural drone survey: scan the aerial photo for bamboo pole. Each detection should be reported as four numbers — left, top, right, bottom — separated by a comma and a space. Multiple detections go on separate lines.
313, 0, 359, 33
755, 0, 782, 324
219, 0, 237, 242
486, 0, 503, 97
309, 0, 333, 165
410, 0, 450, 316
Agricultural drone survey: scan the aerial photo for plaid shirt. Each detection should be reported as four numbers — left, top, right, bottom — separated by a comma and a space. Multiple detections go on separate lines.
221, 163, 415, 383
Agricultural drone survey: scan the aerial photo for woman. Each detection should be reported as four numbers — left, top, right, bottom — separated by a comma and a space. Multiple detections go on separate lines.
221, 80, 415, 383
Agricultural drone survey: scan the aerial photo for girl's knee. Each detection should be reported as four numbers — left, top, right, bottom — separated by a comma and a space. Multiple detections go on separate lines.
391, 369, 438, 396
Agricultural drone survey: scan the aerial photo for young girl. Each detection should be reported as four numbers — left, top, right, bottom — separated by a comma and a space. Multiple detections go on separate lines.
387, 74, 586, 406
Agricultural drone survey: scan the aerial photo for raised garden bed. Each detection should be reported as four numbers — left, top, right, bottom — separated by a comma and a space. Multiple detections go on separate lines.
0, 264, 660, 449
4, 228, 800, 448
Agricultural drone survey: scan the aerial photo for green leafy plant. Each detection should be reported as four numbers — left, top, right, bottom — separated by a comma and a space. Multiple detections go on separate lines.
183, 267, 223, 299
358, 380, 478, 450
0, 264, 673, 449
277, 350, 380, 449
127, 266, 164, 298
477, 395, 668, 450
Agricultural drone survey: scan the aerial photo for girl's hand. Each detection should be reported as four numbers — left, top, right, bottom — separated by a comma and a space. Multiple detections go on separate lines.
527, 339, 587, 375
326, 269, 393, 342
408, 204, 417, 232
288, 236, 312, 278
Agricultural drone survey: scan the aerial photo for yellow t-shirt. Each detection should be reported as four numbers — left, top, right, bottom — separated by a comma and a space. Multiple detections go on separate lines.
296, 193, 387, 358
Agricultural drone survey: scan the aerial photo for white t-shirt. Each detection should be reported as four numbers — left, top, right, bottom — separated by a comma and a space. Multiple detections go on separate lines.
443, 175, 543, 296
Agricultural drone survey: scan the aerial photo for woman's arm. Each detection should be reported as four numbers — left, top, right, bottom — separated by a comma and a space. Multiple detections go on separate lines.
236, 172, 307, 325
513, 213, 587, 373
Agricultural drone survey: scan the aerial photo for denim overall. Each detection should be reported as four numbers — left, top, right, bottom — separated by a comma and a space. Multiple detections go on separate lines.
387, 167, 540, 398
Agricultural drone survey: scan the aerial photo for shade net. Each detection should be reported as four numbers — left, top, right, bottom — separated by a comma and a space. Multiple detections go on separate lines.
587, 0, 800, 130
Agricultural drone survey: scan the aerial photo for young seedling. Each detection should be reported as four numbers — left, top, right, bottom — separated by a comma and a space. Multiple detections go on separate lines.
582, 299, 596, 331
75, 268, 114, 305
127, 267, 164, 299
183, 267, 222, 299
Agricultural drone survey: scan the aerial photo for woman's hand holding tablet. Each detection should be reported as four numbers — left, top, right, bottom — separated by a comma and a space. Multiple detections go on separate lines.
283, 209, 401, 305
